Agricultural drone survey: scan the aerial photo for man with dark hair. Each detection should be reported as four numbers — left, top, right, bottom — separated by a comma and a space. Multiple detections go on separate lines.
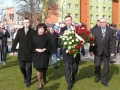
89, 19, 100, 56
60, 15, 80, 90
10, 18, 36, 87
46, 25, 59, 69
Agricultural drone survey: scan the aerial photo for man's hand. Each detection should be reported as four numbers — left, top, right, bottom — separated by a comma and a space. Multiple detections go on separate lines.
2, 29, 5, 34
90, 52, 94, 57
111, 53, 115, 57
91, 43, 95, 46
9, 52, 14, 56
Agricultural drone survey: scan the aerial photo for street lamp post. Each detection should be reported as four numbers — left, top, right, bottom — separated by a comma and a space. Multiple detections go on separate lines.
62, 1, 65, 22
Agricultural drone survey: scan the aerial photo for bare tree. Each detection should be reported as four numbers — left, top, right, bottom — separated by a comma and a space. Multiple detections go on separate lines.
39, 0, 59, 23
15, 0, 61, 26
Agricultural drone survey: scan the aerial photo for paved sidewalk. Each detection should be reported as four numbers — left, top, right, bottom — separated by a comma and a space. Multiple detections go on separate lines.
81, 44, 120, 65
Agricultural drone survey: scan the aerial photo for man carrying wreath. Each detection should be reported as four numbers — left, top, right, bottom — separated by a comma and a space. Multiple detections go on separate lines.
60, 16, 81, 90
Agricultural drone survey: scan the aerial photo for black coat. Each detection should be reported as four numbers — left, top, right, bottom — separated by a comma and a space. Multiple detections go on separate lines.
11, 27, 36, 61
46, 31, 59, 54
0, 29, 10, 45
93, 27, 115, 56
60, 26, 80, 63
31, 34, 51, 69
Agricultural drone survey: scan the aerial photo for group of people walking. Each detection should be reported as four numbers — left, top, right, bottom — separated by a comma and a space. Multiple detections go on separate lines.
4, 15, 117, 90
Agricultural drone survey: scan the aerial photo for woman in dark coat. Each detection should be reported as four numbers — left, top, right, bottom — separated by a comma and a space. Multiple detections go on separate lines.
31, 23, 51, 90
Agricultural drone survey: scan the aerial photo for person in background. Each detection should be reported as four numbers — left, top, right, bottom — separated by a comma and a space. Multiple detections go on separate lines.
10, 18, 36, 87
31, 23, 51, 90
54, 22, 60, 35
46, 25, 59, 69
117, 29, 120, 54
109, 24, 116, 63
89, 20, 100, 56
0, 23, 10, 65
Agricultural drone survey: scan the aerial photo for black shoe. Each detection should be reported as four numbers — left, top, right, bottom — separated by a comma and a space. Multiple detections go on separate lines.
26, 82, 31, 87
102, 83, 109, 86
67, 85, 72, 90
72, 80, 75, 85
110, 61, 116, 64
38, 87, 42, 90
24, 79, 27, 83
43, 77, 47, 83
54, 66, 58, 69
94, 76, 100, 83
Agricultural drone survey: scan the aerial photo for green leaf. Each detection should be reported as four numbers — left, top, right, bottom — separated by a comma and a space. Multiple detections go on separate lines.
63, 45, 66, 50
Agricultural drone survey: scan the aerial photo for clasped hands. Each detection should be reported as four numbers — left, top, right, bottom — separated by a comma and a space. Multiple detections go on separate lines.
36, 48, 46, 53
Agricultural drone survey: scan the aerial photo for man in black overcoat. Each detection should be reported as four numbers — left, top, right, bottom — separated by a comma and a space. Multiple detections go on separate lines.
10, 18, 36, 87
60, 16, 80, 90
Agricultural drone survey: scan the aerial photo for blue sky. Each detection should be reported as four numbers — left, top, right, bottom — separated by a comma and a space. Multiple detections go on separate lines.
3, 0, 14, 7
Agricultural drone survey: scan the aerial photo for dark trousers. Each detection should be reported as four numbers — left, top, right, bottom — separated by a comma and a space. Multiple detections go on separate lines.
64, 62, 79, 86
81, 46, 85, 56
2, 45, 7, 61
94, 51, 110, 83
19, 60, 32, 83
117, 41, 120, 53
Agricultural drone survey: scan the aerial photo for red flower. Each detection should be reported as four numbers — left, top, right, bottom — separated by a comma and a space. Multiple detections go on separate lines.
89, 36, 95, 41
69, 50, 74, 55
86, 30, 91, 35
75, 45, 80, 50
80, 41, 83, 43
75, 26, 79, 30
78, 43, 82, 48
76, 29, 83, 35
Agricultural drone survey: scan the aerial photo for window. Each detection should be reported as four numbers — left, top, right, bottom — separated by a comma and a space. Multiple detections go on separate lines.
96, 15, 99, 19
103, 0, 106, 3
96, 7, 99, 11
10, 14, 14, 19
90, 23, 93, 28
67, 3, 71, 8
67, 13, 71, 16
75, 14, 78, 18
108, 7, 111, 11
90, 6, 93, 10
103, 15, 106, 18
17, 17, 19, 19
109, 0, 111, 3
17, 21, 19, 25
103, 7, 106, 11
75, 4, 78, 9
108, 16, 111, 20
96, 0, 99, 2
90, 14, 93, 19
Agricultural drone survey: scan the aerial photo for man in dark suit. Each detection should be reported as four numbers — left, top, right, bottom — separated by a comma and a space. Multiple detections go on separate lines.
60, 16, 80, 90
91, 18, 115, 86
0, 23, 10, 65
10, 18, 36, 87
89, 20, 100, 56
